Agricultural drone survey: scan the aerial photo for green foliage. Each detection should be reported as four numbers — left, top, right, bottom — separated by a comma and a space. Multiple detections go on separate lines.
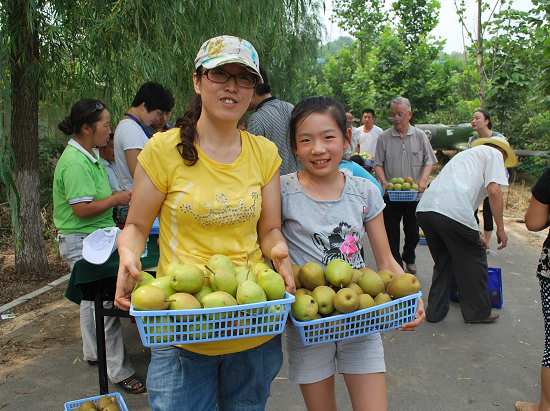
392, 0, 440, 47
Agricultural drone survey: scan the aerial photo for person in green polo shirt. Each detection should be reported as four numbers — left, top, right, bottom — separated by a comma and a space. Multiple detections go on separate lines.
53, 99, 144, 394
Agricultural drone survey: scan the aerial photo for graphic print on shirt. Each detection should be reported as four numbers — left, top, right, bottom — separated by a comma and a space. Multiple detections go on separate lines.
312, 222, 364, 268
181, 190, 260, 227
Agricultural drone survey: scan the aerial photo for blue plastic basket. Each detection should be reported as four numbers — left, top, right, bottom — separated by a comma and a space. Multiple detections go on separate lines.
64, 392, 128, 411
290, 292, 421, 346
450, 267, 503, 309
418, 237, 428, 245
130, 293, 295, 347
387, 190, 418, 202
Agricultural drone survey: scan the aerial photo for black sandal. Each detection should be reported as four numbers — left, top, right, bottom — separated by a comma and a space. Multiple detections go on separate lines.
118, 374, 146, 394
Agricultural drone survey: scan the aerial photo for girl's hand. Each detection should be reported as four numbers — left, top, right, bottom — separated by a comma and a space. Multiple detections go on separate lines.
270, 242, 296, 294
114, 247, 142, 310
401, 298, 425, 331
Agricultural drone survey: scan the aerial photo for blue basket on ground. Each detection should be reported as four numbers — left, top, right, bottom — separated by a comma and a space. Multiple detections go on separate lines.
290, 292, 421, 346
418, 237, 428, 246
64, 392, 128, 411
131, 293, 295, 347
450, 267, 503, 309
387, 190, 418, 202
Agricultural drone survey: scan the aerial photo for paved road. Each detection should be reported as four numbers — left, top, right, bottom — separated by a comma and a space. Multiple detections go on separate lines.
0, 223, 545, 410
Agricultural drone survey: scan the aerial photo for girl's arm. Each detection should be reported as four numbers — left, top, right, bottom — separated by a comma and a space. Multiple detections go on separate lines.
525, 196, 550, 232
257, 172, 296, 293
71, 191, 131, 218
365, 212, 425, 330
115, 164, 165, 310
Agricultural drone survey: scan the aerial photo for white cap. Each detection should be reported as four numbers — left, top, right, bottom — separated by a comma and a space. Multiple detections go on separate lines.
82, 227, 121, 265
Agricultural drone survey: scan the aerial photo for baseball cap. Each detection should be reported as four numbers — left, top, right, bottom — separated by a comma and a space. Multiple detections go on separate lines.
82, 227, 121, 265
194, 35, 262, 81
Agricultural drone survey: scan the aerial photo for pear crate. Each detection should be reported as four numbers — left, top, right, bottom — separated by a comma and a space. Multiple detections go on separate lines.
290, 292, 421, 346
386, 190, 419, 202
130, 293, 295, 347
64, 392, 128, 411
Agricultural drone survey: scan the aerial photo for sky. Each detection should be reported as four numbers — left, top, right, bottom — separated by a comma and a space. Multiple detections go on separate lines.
322, 0, 534, 53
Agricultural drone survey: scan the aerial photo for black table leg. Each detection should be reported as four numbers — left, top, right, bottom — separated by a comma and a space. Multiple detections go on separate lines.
94, 293, 109, 395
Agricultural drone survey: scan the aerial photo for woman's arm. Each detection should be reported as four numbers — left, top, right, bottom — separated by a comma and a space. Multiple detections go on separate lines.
365, 212, 425, 330
115, 164, 165, 310
525, 196, 550, 232
257, 172, 296, 293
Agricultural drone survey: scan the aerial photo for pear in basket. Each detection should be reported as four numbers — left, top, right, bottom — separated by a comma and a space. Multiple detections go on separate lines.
300, 262, 326, 290
312, 286, 336, 315
168, 263, 204, 294
97, 396, 118, 410
325, 259, 353, 288
76, 401, 97, 411
237, 280, 267, 304
132, 285, 168, 310
292, 294, 319, 321
257, 269, 285, 300
357, 269, 385, 297
387, 273, 421, 298
333, 288, 359, 313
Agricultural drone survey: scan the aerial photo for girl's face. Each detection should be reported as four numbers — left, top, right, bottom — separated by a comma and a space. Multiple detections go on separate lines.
91, 110, 112, 147
294, 112, 350, 178
193, 63, 255, 124
471, 111, 489, 131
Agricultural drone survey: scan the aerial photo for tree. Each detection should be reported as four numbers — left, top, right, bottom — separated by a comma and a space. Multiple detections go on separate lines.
0, 0, 322, 277
392, 0, 440, 47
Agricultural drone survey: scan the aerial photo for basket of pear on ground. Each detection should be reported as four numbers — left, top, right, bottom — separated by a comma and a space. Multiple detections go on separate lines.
129, 255, 295, 347
289, 259, 422, 345
64, 392, 127, 411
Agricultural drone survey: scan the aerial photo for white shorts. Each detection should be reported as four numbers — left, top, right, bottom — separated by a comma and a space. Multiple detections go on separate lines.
285, 325, 386, 385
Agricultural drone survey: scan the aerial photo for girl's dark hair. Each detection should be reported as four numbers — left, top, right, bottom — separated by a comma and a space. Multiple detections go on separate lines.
58, 99, 106, 135
350, 154, 366, 167
289, 96, 348, 150
175, 70, 202, 165
475, 108, 493, 129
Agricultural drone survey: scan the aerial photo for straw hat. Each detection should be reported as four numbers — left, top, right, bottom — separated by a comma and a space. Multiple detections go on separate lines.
471, 136, 518, 167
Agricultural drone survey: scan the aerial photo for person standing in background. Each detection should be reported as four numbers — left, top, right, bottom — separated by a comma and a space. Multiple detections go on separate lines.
356, 108, 383, 157
248, 67, 299, 175
374, 96, 437, 274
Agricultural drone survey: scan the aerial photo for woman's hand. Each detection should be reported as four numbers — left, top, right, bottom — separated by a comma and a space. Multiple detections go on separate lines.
270, 242, 296, 294
114, 246, 142, 310
401, 298, 425, 331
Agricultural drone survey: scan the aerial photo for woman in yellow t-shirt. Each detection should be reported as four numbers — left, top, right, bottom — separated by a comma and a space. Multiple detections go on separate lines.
114, 35, 295, 411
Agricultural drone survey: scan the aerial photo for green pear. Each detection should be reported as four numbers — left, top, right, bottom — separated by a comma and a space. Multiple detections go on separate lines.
252, 261, 270, 277
237, 280, 267, 304
292, 294, 319, 321
206, 266, 238, 297
333, 288, 359, 313
257, 269, 286, 300
311, 286, 336, 315
136, 271, 155, 288
207, 254, 236, 276
194, 286, 213, 304
358, 293, 375, 309
102, 404, 121, 411
235, 265, 250, 285
378, 270, 395, 289
97, 396, 117, 410
357, 269, 385, 297
291, 264, 302, 288
351, 269, 364, 283
150, 276, 176, 297
202, 291, 238, 308
132, 285, 168, 310
348, 282, 364, 296
77, 401, 97, 411
374, 292, 392, 306
295, 288, 312, 297
387, 273, 421, 298
167, 292, 201, 310
325, 259, 353, 288
168, 263, 204, 294
300, 261, 326, 290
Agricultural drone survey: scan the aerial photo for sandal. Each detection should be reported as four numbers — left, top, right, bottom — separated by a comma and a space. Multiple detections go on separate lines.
118, 374, 146, 394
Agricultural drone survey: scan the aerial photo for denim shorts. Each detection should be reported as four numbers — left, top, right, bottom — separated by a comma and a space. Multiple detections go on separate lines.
147, 335, 283, 411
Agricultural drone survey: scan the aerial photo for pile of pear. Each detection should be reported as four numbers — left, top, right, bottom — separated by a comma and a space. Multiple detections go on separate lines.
74, 396, 120, 411
131, 254, 287, 312
291, 259, 421, 322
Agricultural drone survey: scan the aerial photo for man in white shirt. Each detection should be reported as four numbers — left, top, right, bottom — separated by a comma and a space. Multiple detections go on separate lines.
356, 108, 383, 156
99, 134, 122, 192
416, 137, 518, 324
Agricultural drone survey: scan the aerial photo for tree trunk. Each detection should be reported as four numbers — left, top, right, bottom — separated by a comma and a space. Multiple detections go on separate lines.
476, 0, 485, 106
8, 0, 49, 277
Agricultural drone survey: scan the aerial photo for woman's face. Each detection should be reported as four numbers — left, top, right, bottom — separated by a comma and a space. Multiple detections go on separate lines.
193, 63, 256, 124
471, 111, 489, 131
92, 110, 112, 147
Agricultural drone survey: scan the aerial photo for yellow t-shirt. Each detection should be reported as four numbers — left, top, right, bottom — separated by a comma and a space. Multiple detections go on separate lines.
138, 128, 282, 355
